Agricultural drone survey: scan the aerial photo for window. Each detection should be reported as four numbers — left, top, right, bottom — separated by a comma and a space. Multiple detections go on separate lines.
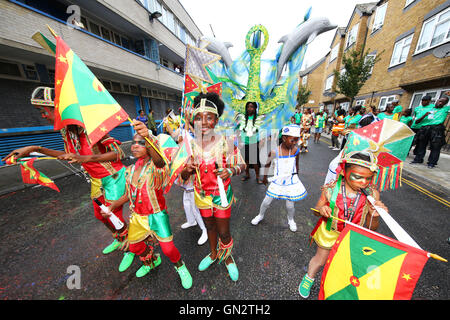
22, 64, 39, 80
409, 88, 450, 109
329, 44, 339, 62
340, 102, 350, 111
325, 75, 334, 91
405, 0, 415, 8
160, 58, 169, 68
390, 34, 413, 67
365, 53, 376, 74
0, 60, 22, 78
89, 21, 101, 36
101, 27, 111, 41
356, 100, 365, 106
346, 23, 359, 48
47, 69, 55, 84
378, 95, 396, 111
372, 3, 388, 32
416, 7, 450, 54
101, 80, 112, 90
111, 81, 122, 92
302, 76, 307, 85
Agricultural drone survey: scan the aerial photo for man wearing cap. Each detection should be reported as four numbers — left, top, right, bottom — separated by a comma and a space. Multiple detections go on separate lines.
412, 96, 449, 168
411, 95, 435, 163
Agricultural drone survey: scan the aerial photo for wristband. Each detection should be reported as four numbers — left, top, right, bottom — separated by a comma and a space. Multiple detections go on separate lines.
226, 168, 233, 177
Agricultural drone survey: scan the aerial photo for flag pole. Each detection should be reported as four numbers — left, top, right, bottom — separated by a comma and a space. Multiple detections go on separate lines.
310, 208, 447, 262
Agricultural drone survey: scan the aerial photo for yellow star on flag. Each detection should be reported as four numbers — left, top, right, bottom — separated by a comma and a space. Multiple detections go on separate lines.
57, 55, 67, 64
116, 115, 122, 121
402, 273, 412, 281
100, 127, 107, 132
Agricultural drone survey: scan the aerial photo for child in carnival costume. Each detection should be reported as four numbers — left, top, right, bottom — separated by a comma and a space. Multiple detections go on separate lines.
108, 121, 193, 289
298, 119, 414, 299
4, 88, 135, 272
166, 108, 209, 246
251, 124, 307, 232
181, 92, 246, 282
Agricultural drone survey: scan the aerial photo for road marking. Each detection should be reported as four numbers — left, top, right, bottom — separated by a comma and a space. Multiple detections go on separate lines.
319, 137, 450, 208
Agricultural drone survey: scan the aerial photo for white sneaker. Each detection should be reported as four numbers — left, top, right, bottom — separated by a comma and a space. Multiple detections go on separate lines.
197, 230, 208, 245
332, 147, 340, 151
181, 221, 197, 229
288, 220, 297, 232
328, 146, 333, 148
251, 215, 264, 225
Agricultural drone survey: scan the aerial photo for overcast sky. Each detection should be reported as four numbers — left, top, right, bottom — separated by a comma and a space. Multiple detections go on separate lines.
179, 0, 369, 69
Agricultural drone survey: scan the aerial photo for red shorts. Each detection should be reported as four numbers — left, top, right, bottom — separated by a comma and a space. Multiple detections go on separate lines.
199, 207, 231, 219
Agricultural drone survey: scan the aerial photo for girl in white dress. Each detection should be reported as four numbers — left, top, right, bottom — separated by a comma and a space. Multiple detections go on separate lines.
251, 125, 308, 232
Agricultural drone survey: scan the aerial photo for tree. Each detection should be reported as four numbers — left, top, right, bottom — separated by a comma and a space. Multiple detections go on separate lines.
296, 84, 312, 111
333, 48, 382, 107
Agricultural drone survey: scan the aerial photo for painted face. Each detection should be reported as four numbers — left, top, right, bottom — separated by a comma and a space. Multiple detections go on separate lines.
345, 165, 374, 190
131, 135, 147, 158
193, 111, 217, 136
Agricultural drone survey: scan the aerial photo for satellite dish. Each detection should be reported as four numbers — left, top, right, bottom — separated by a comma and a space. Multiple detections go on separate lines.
433, 43, 450, 58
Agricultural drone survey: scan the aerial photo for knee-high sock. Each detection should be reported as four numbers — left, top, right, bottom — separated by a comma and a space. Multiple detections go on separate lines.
286, 200, 295, 221
160, 241, 181, 264
183, 191, 196, 225
258, 195, 273, 218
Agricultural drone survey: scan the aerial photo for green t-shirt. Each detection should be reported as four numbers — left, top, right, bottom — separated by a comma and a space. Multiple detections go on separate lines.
294, 113, 302, 124
393, 105, 403, 114
378, 112, 396, 120
411, 104, 435, 129
315, 115, 326, 128
425, 105, 450, 126
399, 115, 413, 126
345, 114, 362, 128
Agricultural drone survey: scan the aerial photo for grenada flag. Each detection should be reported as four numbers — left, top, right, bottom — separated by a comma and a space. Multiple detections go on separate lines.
54, 36, 129, 146
319, 224, 429, 300
19, 158, 60, 192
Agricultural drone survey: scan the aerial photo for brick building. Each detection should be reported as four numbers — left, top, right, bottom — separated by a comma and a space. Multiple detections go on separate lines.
299, 0, 450, 146
0, 0, 202, 164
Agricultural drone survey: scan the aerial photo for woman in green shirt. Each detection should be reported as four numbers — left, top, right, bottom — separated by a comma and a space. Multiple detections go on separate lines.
237, 101, 263, 183
399, 109, 413, 127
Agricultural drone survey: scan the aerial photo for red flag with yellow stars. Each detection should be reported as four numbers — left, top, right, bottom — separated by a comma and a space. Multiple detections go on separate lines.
19, 158, 60, 192
319, 224, 429, 300
54, 36, 129, 146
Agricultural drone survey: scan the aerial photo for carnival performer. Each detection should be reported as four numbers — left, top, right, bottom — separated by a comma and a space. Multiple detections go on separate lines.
180, 92, 246, 282
251, 124, 307, 232
3, 93, 135, 272
298, 151, 386, 299
236, 101, 263, 183
107, 124, 193, 289
299, 108, 313, 153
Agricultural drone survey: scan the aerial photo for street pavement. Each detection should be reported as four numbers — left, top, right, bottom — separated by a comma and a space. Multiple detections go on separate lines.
0, 137, 449, 302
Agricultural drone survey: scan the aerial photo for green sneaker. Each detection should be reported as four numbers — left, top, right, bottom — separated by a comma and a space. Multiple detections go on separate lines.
298, 274, 315, 298
136, 254, 161, 278
175, 262, 193, 290
102, 239, 121, 254
118, 252, 135, 272
225, 256, 239, 282
198, 254, 216, 271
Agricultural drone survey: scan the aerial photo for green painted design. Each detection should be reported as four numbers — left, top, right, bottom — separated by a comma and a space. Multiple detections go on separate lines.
230, 25, 289, 115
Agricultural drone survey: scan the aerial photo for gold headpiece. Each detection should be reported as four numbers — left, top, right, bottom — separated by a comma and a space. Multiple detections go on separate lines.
192, 98, 219, 118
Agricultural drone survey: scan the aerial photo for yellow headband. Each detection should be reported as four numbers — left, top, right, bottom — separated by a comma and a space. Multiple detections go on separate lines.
193, 98, 219, 117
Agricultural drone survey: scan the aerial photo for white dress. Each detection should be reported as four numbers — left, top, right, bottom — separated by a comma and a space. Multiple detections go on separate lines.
266, 147, 307, 201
